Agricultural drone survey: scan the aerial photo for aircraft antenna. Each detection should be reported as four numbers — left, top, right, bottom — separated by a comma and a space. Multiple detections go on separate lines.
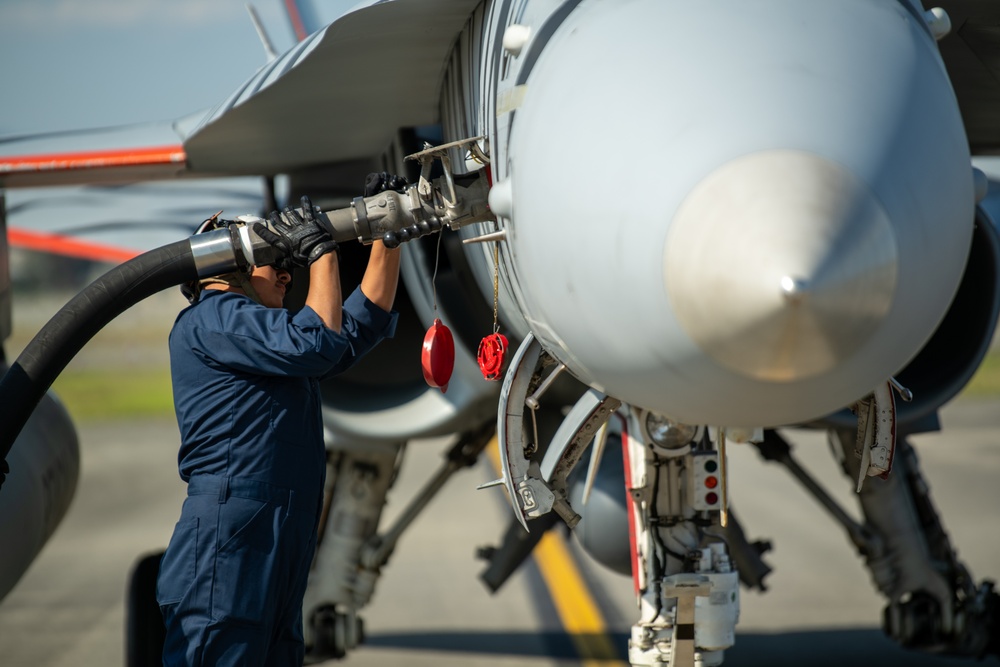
246, 4, 278, 62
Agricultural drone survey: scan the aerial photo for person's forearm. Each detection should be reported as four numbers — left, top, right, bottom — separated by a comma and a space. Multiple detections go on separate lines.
306, 253, 342, 332
360, 241, 401, 312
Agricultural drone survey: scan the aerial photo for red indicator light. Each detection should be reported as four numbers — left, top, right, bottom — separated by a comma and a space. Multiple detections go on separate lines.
705, 492, 719, 505
704, 475, 718, 489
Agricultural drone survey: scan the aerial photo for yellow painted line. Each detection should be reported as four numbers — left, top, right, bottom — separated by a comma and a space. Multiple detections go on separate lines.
535, 531, 625, 665
484, 436, 627, 666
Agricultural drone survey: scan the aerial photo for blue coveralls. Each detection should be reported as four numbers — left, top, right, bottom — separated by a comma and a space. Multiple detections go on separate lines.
157, 286, 397, 667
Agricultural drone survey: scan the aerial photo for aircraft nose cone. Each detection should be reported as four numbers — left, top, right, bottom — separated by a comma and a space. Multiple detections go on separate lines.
665, 150, 898, 382
495, 0, 974, 425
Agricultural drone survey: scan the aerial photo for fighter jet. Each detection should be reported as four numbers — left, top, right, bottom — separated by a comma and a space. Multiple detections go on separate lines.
1, 1, 999, 665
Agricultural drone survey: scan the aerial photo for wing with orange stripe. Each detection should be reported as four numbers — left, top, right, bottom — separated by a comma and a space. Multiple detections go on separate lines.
3, 178, 264, 264
0, 119, 202, 189
1, 0, 473, 262
1, 144, 187, 189
7, 227, 142, 264
0, 118, 265, 263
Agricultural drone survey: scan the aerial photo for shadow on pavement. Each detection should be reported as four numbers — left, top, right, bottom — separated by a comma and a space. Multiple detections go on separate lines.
366, 627, 1000, 666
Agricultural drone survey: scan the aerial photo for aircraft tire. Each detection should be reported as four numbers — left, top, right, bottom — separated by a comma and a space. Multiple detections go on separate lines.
126, 550, 166, 667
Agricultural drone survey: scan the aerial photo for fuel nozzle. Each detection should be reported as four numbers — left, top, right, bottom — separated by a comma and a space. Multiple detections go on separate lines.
350, 137, 495, 248
348, 162, 494, 248
188, 145, 494, 280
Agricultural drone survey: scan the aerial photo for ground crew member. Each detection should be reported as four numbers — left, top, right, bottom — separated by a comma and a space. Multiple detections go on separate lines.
157, 188, 401, 666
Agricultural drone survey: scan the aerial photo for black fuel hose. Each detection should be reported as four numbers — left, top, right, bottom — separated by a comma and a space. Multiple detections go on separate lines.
0, 239, 197, 472
0, 189, 435, 489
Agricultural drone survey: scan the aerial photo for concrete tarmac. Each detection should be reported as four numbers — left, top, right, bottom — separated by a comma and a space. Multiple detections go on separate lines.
0, 400, 998, 667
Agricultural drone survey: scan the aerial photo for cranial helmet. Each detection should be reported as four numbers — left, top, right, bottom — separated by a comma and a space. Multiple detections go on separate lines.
181, 212, 264, 305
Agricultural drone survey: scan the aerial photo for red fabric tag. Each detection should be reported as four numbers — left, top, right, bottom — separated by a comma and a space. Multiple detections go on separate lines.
477, 333, 508, 381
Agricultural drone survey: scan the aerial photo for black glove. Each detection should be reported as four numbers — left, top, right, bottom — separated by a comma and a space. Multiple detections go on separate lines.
254, 196, 338, 269
364, 172, 408, 197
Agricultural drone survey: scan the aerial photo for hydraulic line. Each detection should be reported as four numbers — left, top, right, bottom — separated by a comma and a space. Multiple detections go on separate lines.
754, 430, 879, 556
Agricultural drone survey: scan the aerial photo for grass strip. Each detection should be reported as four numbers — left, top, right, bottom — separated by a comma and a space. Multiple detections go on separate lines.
41, 349, 1000, 423
962, 349, 1000, 397
50, 367, 174, 421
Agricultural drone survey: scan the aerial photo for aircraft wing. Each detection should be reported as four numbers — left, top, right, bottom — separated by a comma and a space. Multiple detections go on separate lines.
4, 178, 265, 263
0, 113, 220, 189
183, 0, 481, 174
2, 0, 481, 191
1, 0, 481, 262
0, 113, 267, 262
184, 0, 1000, 175
1, 118, 265, 262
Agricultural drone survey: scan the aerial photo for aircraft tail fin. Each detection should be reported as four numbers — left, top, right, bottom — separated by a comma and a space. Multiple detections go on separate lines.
282, 0, 314, 42
283, 0, 373, 42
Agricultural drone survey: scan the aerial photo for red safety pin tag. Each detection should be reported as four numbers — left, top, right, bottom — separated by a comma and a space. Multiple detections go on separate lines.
477, 332, 508, 381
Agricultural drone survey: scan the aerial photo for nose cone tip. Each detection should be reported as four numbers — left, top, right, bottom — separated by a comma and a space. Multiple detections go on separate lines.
779, 276, 808, 304
666, 150, 898, 382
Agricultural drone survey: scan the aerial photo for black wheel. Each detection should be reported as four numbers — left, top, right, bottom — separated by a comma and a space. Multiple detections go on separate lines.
308, 605, 365, 661
125, 551, 166, 667
309, 605, 347, 660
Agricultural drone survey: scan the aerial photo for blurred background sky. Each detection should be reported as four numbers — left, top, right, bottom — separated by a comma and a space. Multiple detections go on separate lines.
0, 0, 352, 410
0, 0, 296, 136
0, 0, 328, 280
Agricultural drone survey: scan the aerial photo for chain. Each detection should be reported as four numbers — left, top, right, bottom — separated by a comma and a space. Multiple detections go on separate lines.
492, 241, 500, 333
